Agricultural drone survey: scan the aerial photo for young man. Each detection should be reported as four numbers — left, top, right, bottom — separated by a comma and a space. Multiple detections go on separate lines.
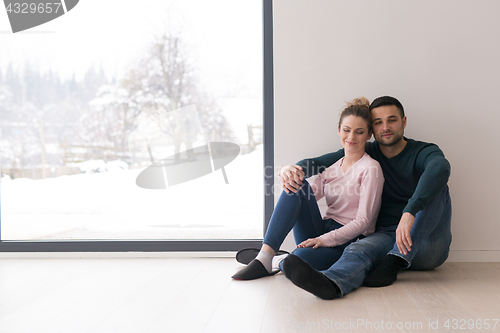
279, 96, 452, 299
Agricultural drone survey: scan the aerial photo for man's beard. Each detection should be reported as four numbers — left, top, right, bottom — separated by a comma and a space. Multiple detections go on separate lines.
377, 132, 404, 146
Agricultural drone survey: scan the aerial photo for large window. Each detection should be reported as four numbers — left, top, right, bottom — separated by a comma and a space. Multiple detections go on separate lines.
0, 0, 273, 251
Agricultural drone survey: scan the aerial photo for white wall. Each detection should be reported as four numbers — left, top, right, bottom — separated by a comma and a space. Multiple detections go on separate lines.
274, 0, 500, 261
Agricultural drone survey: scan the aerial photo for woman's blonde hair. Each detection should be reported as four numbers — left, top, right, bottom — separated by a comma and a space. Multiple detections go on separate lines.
338, 97, 372, 131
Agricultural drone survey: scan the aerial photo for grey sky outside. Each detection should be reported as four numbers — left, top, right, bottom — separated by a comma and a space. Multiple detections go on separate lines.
0, 0, 262, 100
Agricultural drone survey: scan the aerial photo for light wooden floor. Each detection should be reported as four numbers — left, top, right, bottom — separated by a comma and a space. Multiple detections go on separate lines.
0, 258, 499, 333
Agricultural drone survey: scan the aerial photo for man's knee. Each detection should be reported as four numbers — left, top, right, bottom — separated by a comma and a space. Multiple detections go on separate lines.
410, 244, 450, 270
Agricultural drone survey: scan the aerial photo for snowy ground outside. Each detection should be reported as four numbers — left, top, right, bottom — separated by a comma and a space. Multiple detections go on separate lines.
1, 147, 267, 241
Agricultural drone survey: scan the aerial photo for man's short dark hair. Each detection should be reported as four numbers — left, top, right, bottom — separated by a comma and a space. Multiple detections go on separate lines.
369, 96, 405, 118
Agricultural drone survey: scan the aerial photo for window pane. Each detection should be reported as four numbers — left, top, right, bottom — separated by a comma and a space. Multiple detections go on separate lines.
0, 0, 264, 240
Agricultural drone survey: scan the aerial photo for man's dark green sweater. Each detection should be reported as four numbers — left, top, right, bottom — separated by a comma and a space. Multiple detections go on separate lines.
296, 138, 451, 228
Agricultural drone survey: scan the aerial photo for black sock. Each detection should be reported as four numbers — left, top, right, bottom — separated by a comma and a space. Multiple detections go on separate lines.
282, 254, 340, 300
363, 255, 407, 287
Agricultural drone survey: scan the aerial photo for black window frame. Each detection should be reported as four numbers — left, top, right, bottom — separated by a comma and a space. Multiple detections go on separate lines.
0, 0, 274, 252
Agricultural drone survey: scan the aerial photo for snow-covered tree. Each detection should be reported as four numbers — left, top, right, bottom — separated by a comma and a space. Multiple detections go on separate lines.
81, 30, 234, 161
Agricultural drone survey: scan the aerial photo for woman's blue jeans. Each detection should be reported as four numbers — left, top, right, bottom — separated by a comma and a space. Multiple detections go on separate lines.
321, 185, 452, 297
263, 180, 360, 271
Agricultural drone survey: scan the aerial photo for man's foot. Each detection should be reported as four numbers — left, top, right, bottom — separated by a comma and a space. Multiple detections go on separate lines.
363, 255, 407, 287
281, 254, 339, 300
232, 259, 279, 280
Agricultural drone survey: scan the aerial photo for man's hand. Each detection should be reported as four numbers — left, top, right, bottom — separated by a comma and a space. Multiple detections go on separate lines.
396, 212, 415, 255
297, 237, 324, 249
279, 165, 305, 193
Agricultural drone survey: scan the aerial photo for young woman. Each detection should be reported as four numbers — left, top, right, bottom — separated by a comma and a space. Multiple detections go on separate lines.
232, 97, 384, 280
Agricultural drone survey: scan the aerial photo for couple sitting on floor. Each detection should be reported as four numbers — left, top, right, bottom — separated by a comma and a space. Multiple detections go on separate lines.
232, 96, 452, 300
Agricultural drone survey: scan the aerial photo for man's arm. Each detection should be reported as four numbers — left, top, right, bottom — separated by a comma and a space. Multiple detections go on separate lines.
397, 147, 451, 254
295, 149, 345, 178
403, 148, 451, 216
279, 149, 345, 193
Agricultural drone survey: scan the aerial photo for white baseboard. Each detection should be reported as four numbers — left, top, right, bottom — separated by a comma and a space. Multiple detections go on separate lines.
1, 250, 499, 261
446, 250, 500, 262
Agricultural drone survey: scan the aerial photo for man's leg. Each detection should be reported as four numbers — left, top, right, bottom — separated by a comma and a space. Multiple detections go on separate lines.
407, 185, 452, 270
287, 216, 358, 271
364, 185, 452, 286
290, 242, 350, 271
282, 228, 396, 298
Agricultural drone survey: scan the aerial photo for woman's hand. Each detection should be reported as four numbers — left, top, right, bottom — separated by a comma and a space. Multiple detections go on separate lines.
297, 237, 324, 249
279, 165, 305, 193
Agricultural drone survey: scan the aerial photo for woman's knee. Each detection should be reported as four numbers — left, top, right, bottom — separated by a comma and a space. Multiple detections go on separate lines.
296, 180, 316, 200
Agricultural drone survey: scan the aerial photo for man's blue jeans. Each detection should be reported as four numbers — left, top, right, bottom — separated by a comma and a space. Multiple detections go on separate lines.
322, 185, 452, 297
263, 180, 361, 271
